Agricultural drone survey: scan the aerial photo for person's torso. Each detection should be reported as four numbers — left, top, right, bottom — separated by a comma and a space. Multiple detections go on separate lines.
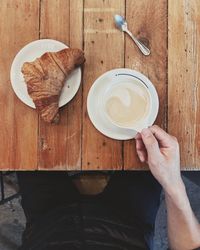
19, 201, 148, 250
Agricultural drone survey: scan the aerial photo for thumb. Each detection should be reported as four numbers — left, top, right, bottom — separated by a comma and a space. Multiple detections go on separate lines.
141, 128, 161, 159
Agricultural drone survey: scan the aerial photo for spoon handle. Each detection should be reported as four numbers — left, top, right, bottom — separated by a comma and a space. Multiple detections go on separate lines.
125, 29, 150, 56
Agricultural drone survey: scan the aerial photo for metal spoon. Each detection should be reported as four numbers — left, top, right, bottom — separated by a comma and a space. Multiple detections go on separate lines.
114, 14, 150, 56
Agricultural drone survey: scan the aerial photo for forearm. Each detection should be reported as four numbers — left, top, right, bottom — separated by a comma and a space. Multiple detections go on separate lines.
137, 126, 200, 249
165, 180, 200, 250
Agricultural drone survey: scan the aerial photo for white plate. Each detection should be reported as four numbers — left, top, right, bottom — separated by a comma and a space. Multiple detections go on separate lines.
87, 68, 159, 140
10, 39, 82, 108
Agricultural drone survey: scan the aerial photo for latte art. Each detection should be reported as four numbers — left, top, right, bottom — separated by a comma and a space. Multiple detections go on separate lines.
105, 82, 150, 127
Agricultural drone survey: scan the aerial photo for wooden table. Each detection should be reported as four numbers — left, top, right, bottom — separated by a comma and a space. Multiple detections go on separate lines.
0, 0, 199, 171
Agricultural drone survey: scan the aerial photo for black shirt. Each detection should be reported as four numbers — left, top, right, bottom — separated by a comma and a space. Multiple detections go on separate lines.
19, 201, 148, 250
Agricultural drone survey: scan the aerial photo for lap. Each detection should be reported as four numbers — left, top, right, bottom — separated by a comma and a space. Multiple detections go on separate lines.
17, 171, 161, 231
102, 171, 162, 230
182, 171, 200, 187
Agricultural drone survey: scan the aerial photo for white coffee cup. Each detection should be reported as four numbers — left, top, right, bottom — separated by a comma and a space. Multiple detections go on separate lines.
101, 75, 152, 132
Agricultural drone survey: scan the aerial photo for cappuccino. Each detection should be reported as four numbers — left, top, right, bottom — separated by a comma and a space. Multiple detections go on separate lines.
105, 81, 150, 127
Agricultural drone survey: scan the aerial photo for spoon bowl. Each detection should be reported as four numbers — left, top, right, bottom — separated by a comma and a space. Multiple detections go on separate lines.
114, 14, 126, 30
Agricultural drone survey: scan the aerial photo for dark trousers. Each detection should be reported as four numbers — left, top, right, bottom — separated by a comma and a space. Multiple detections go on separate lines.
182, 171, 200, 187
17, 171, 162, 249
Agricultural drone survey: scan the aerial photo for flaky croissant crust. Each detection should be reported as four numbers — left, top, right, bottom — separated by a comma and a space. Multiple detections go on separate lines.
21, 48, 85, 123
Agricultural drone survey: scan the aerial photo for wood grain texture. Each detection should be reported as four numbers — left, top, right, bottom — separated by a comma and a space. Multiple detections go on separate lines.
82, 0, 125, 170
168, 0, 200, 169
68, 0, 84, 170
124, 0, 167, 170
38, 0, 83, 170
1, 0, 199, 170
0, 0, 39, 170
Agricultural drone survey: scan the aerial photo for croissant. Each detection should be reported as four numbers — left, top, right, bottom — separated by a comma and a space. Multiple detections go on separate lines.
21, 48, 85, 123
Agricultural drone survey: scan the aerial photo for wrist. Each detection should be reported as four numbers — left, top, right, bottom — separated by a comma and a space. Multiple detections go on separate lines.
164, 180, 192, 213
164, 178, 186, 199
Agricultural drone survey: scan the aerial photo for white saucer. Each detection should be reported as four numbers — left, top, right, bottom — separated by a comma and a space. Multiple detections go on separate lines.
87, 68, 159, 140
10, 39, 82, 108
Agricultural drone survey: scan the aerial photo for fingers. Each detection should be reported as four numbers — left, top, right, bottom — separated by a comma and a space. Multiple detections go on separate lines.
135, 126, 179, 165
135, 137, 147, 162
149, 125, 177, 147
141, 128, 161, 160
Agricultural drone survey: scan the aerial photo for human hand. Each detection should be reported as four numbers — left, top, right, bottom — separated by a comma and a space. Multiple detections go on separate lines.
135, 125, 183, 192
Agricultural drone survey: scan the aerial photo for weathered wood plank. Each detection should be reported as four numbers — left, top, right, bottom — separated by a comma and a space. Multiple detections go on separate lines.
82, 0, 125, 170
67, 0, 84, 170
168, 0, 200, 169
0, 0, 39, 170
124, 0, 167, 170
38, 0, 83, 170
1, 0, 199, 171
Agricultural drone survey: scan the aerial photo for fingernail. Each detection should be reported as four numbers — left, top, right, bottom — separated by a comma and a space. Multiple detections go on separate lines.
138, 153, 145, 162
135, 132, 140, 139
142, 128, 150, 137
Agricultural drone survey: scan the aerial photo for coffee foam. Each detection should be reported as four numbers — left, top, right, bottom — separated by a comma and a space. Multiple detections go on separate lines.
105, 81, 150, 127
